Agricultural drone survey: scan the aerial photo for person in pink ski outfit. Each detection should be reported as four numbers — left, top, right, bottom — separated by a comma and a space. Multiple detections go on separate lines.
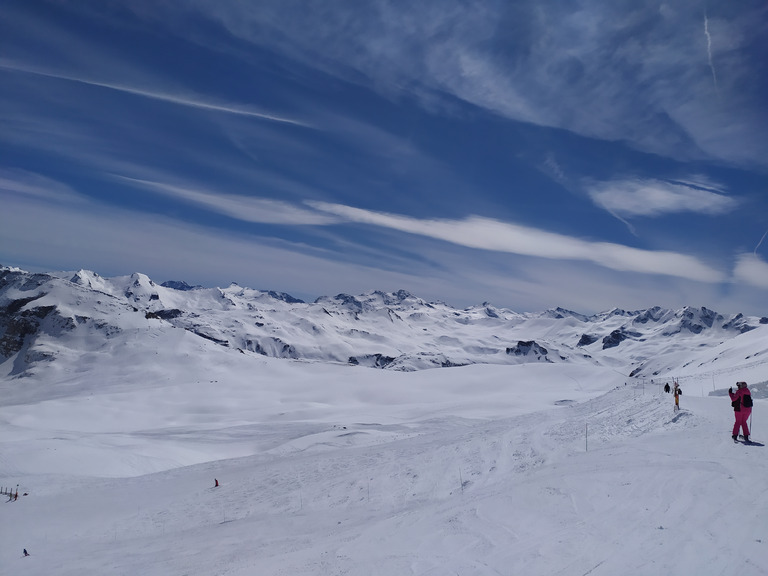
729, 381, 752, 442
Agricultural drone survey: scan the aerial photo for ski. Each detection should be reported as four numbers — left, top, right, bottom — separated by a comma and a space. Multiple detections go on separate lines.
735, 436, 764, 446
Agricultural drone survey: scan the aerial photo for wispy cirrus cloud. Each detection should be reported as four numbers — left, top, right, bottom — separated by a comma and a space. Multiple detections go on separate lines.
0, 59, 310, 127
9, 1, 766, 167
2, 169, 765, 314
118, 177, 338, 225
308, 201, 724, 283
0, 180, 415, 300
703, 10, 719, 94
586, 177, 738, 218
0, 168, 88, 205
172, 0, 768, 167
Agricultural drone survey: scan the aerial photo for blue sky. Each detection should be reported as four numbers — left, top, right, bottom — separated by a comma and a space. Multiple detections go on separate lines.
2, 0, 767, 315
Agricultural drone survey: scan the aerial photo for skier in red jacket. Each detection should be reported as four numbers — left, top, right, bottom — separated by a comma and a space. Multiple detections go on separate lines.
729, 381, 753, 442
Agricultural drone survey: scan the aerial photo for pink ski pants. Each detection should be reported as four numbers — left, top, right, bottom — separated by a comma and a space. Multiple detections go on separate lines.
733, 408, 752, 437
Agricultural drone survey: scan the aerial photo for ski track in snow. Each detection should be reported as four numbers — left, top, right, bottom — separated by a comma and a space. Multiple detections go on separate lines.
3, 379, 766, 576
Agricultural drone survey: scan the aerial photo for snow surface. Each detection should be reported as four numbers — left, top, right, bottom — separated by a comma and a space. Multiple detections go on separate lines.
2, 347, 767, 574
1, 267, 767, 574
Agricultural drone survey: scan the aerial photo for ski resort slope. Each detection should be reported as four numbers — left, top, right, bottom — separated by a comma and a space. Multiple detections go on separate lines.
1, 354, 766, 575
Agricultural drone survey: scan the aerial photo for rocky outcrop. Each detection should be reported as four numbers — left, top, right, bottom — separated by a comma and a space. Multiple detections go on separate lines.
602, 328, 641, 349
161, 280, 202, 291
146, 309, 184, 320
506, 340, 550, 361
348, 353, 396, 368
244, 337, 297, 358
0, 301, 55, 358
721, 313, 755, 334
577, 333, 599, 347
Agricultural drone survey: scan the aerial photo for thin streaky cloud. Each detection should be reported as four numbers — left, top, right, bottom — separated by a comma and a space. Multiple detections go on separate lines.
117, 177, 338, 225
703, 11, 719, 94
0, 191, 467, 304
586, 178, 737, 218
0, 169, 88, 205
755, 230, 768, 256
670, 175, 727, 193
0, 60, 311, 127
308, 201, 724, 283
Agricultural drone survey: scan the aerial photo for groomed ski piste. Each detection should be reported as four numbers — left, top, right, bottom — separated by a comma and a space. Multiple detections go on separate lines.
1, 324, 767, 575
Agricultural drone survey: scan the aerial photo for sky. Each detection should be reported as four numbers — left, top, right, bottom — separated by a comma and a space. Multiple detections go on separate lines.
1, 0, 767, 315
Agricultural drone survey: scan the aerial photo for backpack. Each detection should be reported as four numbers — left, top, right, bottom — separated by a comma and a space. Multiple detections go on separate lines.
743, 394, 753, 408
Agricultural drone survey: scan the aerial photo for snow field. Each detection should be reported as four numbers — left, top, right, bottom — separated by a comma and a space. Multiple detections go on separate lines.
3, 362, 765, 575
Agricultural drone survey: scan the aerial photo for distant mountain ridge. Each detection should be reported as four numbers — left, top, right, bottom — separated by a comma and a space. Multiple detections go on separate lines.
2, 265, 767, 379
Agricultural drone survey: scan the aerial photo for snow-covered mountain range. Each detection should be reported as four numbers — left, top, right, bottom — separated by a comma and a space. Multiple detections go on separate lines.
2, 265, 767, 381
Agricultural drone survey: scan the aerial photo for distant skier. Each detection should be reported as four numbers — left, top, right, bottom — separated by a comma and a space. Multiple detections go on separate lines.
664, 383, 670, 394
214, 478, 219, 488
673, 382, 681, 411
729, 381, 753, 442
23, 549, 29, 557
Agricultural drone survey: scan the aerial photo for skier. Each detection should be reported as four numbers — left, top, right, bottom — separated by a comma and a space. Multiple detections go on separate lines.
729, 381, 753, 442
664, 383, 670, 393
23, 549, 29, 557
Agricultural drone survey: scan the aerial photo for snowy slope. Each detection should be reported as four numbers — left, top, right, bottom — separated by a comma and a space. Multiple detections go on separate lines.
2, 363, 766, 575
